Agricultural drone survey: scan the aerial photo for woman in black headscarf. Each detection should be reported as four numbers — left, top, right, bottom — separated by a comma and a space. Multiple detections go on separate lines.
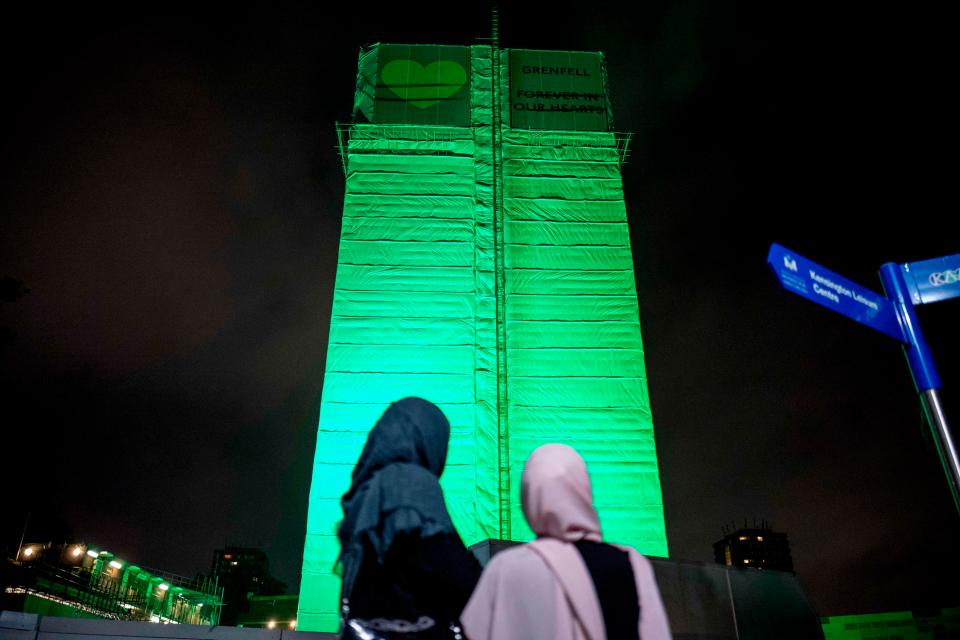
338, 397, 481, 638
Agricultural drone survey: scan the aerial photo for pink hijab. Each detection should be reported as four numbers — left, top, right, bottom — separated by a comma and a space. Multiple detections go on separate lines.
522, 443, 606, 639
462, 444, 671, 639
522, 443, 603, 543
462, 443, 671, 639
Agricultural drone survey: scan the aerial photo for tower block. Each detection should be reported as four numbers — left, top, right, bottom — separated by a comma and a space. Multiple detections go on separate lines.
299, 43, 667, 632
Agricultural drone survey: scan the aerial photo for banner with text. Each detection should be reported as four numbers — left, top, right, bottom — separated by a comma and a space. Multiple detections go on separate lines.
508, 49, 609, 131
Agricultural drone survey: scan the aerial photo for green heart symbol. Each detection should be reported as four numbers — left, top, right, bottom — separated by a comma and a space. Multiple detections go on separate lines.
380, 60, 467, 109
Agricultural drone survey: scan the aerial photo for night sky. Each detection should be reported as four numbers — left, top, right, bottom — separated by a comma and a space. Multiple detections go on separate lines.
2, 2, 957, 618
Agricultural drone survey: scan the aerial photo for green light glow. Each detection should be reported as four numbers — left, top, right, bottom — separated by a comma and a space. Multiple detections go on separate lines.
821, 608, 960, 639
298, 43, 667, 633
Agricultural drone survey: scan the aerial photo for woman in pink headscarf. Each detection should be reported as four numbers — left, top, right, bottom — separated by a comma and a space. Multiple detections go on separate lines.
460, 443, 672, 640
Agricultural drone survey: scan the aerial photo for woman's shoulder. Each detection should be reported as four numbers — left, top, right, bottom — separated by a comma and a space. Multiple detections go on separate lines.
377, 461, 442, 484
484, 544, 555, 578
470, 545, 563, 607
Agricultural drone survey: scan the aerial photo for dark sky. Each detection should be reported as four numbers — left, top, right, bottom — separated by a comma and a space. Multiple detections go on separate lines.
2, 2, 957, 618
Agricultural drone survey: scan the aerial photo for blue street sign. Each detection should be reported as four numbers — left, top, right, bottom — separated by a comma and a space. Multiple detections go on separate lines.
900, 253, 960, 305
769, 243, 959, 516
767, 243, 906, 342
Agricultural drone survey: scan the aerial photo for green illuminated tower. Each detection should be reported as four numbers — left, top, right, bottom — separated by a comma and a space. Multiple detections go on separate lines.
298, 42, 668, 632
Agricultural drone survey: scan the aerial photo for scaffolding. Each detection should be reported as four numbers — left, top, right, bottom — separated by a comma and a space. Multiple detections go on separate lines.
300, 37, 666, 634
3, 543, 223, 625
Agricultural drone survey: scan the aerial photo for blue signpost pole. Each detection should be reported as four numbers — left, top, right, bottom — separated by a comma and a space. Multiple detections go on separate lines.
879, 263, 960, 515
768, 244, 960, 516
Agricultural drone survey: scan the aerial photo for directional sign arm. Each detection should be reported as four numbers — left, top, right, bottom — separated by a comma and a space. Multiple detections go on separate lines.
766, 243, 906, 343
901, 253, 960, 305
768, 244, 959, 517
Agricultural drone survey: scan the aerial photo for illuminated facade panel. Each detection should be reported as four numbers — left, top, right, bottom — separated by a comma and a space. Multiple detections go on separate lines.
299, 43, 666, 632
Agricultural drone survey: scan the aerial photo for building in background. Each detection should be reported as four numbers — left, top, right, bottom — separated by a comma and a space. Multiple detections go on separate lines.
211, 547, 286, 626
2, 541, 221, 624
236, 594, 299, 630
299, 34, 668, 632
714, 523, 794, 572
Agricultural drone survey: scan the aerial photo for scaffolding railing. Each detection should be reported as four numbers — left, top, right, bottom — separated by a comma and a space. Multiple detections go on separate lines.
3, 556, 223, 625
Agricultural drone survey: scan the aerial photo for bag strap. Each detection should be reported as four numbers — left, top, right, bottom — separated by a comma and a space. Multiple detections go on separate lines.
574, 541, 640, 640
528, 538, 605, 640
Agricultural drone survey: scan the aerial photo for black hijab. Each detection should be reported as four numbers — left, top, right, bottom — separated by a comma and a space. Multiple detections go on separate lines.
337, 397, 456, 600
